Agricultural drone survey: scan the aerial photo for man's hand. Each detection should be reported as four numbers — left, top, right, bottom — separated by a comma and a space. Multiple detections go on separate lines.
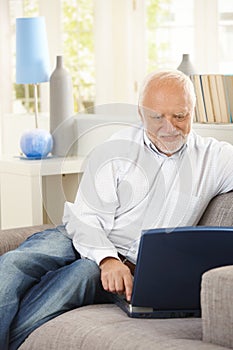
99, 257, 133, 302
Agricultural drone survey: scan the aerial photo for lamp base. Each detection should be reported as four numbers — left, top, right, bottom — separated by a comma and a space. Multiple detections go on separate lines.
20, 129, 53, 159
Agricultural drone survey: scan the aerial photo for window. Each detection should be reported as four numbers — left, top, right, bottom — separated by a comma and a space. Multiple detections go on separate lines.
62, 0, 94, 112
3, 0, 233, 117
146, 0, 195, 72
218, 0, 233, 73
146, 0, 233, 75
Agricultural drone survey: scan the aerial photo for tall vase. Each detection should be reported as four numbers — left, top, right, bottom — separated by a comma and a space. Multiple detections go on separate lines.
50, 55, 74, 156
177, 54, 196, 76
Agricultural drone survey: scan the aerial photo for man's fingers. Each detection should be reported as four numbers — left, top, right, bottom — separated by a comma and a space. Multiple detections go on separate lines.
114, 276, 126, 294
99, 257, 133, 299
101, 273, 109, 292
102, 271, 125, 294
124, 275, 133, 301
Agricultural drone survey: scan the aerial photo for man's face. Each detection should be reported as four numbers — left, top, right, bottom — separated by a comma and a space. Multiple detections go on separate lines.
140, 82, 193, 156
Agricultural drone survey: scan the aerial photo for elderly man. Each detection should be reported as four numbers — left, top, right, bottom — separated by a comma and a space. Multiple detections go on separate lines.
1, 70, 233, 350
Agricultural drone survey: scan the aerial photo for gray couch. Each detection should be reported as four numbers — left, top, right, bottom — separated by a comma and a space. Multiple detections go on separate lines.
1, 192, 233, 350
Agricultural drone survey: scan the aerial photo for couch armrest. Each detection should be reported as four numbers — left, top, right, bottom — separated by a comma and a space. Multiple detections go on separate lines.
0, 224, 54, 256
201, 265, 233, 349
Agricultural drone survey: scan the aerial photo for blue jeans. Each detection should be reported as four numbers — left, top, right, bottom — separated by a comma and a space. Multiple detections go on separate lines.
0, 226, 111, 350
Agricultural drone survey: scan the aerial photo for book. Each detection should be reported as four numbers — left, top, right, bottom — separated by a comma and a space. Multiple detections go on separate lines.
191, 74, 233, 124
200, 75, 215, 123
215, 74, 230, 123
189, 75, 198, 122
208, 75, 222, 123
223, 75, 233, 123
192, 75, 207, 123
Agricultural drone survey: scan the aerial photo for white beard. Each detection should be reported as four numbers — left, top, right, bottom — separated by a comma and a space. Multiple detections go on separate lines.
155, 133, 187, 155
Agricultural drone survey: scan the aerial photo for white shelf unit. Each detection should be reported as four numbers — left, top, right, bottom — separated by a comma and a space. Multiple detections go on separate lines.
193, 123, 233, 144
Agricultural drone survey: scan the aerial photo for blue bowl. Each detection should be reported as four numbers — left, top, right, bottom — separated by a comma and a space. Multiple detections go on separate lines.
20, 129, 53, 159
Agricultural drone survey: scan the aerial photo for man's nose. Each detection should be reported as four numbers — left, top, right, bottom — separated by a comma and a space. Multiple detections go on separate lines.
161, 116, 176, 132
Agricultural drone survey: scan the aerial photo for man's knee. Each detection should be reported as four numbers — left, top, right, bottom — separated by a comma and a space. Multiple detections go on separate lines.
0, 250, 26, 270
0, 250, 45, 284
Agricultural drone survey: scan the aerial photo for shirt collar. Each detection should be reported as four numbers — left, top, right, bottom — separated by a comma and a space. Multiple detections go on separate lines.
143, 129, 188, 159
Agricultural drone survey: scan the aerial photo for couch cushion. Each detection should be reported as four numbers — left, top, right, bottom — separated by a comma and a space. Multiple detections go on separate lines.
19, 304, 228, 350
198, 192, 233, 226
0, 224, 54, 256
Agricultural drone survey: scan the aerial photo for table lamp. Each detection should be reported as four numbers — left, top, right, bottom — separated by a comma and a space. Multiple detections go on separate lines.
16, 16, 53, 159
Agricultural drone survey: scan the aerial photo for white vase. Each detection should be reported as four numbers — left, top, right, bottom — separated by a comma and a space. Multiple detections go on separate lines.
50, 55, 75, 157
177, 54, 196, 76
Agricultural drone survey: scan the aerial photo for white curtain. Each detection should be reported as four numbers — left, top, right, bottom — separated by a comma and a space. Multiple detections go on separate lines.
94, 0, 146, 106
0, 0, 12, 155
39, 0, 63, 113
0, 0, 12, 116
194, 0, 219, 73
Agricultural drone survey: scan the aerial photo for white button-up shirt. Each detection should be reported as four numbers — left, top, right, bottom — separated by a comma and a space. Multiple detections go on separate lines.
63, 124, 233, 265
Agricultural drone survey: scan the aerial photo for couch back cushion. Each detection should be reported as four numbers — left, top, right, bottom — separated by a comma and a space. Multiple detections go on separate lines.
198, 192, 233, 226
0, 224, 54, 256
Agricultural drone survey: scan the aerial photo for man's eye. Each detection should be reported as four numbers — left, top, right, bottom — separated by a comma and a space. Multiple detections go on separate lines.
151, 114, 163, 120
174, 114, 186, 121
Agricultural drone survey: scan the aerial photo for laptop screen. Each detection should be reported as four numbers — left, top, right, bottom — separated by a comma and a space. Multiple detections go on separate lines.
131, 226, 233, 311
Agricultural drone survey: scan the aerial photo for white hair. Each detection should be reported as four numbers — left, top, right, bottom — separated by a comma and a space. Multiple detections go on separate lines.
138, 69, 196, 111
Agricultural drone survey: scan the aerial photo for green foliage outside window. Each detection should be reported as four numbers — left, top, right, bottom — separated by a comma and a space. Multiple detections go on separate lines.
62, 0, 171, 112
146, 0, 171, 72
62, 0, 94, 112
22, 0, 38, 16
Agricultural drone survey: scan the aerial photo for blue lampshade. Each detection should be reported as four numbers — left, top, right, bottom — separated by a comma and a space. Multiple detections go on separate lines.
16, 17, 50, 84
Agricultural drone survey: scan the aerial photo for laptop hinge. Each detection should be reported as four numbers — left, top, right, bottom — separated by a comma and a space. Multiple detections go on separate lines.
129, 305, 153, 313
